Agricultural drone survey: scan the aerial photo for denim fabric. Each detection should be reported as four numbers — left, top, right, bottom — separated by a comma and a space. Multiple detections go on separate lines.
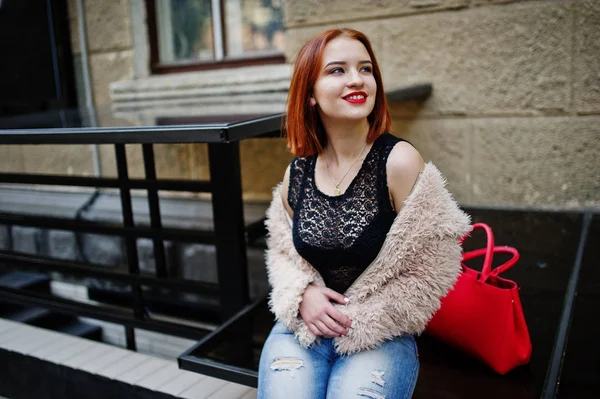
258, 322, 419, 399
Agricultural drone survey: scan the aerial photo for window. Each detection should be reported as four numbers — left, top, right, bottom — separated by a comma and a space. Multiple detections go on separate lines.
147, 0, 285, 74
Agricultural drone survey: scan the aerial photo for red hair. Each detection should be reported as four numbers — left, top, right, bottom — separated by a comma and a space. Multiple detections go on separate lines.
285, 28, 391, 157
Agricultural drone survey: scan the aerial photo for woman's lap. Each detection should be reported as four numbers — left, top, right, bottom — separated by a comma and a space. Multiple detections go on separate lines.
258, 322, 419, 399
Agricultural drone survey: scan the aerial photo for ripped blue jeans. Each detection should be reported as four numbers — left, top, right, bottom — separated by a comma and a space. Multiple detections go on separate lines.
258, 322, 419, 399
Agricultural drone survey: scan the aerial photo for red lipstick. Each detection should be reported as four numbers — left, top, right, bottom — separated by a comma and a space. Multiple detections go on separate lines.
343, 91, 367, 104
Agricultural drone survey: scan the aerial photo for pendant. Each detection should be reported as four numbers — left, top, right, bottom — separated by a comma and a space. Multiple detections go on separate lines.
334, 185, 341, 196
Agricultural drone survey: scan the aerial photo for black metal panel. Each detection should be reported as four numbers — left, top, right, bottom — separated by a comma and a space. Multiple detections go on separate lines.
225, 114, 283, 142
0, 173, 212, 192
208, 142, 250, 320
115, 144, 144, 351
0, 125, 227, 144
0, 250, 219, 295
0, 286, 209, 339
0, 349, 178, 399
0, 213, 216, 243
178, 298, 265, 387
554, 212, 600, 399
142, 144, 168, 279
540, 212, 592, 398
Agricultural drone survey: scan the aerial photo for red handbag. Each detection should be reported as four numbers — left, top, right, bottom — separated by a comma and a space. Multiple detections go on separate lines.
426, 222, 532, 374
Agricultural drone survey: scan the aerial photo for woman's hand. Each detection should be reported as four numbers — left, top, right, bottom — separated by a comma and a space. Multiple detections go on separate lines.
299, 284, 353, 338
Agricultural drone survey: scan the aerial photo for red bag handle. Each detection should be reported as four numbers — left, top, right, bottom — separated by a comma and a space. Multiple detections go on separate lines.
461, 223, 494, 282
461, 223, 520, 282
462, 246, 520, 279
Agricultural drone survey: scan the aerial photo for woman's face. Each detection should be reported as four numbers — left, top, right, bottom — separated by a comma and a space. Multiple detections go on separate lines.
311, 37, 377, 125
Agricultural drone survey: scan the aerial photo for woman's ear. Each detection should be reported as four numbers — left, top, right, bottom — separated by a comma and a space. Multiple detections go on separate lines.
310, 97, 317, 106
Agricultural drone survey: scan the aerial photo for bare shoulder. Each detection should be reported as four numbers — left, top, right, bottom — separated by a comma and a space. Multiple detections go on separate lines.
387, 140, 425, 212
280, 164, 293, 217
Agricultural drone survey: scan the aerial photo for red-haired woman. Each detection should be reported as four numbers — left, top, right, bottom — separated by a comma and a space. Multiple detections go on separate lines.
259, 29, 471, 398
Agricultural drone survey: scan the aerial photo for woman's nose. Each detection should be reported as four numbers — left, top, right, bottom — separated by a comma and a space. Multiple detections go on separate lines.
347, 69, 364, 88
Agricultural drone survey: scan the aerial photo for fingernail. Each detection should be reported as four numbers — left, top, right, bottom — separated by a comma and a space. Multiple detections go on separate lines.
344, 297, 350, 302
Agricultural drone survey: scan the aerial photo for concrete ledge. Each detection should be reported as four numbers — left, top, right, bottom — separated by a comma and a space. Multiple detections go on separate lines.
0, 318, 256, 399
109, 64, 291, 116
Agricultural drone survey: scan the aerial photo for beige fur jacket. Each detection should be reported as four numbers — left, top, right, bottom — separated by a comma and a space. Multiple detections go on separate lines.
265, 162, 471, 355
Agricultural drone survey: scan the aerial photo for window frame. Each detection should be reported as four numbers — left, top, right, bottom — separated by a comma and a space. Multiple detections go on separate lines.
146, 0, 285, 75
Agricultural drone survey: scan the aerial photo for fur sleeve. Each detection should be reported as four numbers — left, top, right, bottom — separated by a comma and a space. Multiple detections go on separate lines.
264, 184, 322, 347
333, 233, 466, 354
333, 164, 471, 354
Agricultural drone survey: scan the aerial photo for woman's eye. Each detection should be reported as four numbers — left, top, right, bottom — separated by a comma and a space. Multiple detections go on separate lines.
360, 66, 373, 73
329, 67, 344, 74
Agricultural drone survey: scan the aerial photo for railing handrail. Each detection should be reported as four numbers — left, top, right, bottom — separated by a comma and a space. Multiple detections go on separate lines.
0, 113, 284, 144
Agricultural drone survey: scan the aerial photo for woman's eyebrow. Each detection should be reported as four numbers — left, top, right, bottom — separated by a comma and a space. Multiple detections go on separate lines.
324, 60, 373, 68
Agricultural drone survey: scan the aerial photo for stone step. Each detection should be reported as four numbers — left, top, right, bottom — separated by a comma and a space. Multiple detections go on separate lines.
0, 318, 257, 399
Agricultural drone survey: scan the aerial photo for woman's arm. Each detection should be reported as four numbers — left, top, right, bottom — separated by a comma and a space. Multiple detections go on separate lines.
387, 141, 425, 213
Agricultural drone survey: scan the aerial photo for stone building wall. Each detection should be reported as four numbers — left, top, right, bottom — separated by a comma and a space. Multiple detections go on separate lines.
1, 0, 598, 208
66, 0, 293, 201
283, 0, 599, 209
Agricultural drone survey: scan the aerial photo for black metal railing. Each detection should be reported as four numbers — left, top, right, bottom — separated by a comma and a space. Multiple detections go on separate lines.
0, 110, 285, 350
0, 84, 433, 352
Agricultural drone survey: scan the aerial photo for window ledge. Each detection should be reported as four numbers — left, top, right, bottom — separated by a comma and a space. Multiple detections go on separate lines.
109, 64, 292, 116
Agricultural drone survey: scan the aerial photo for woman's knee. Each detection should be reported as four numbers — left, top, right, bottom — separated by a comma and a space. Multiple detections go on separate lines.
258, 324, 328, 398
327, 336, 419, 399
259, 323, 313, 380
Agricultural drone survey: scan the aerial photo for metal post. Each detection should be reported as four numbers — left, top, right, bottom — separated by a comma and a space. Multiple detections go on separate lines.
142, 144, 168, 279
115, 144, 145, 351
207, 142, 249, 320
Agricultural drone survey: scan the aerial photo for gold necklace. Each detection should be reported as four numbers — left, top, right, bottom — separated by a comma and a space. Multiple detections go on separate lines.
324, 142, 368, 196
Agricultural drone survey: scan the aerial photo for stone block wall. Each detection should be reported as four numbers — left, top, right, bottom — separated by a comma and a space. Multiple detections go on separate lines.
1, 0, 597, 208
283, 0, 600, 208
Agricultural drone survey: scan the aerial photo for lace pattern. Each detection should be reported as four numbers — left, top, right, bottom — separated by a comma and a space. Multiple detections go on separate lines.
289, 133, 403, 293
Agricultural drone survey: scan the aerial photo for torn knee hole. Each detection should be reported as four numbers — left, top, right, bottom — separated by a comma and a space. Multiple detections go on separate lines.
370, 370, 385, 387
357, 387, 386, 399
269, 357, 304, 377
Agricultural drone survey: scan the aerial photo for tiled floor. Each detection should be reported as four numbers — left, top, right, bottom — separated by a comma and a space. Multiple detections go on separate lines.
0, 318, 256, 399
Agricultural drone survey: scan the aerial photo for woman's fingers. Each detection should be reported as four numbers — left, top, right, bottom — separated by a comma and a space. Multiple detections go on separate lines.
322, 315, 348, 335
308, 323, 321, 336
323, 287, 350, 305
327, 306, 352, 328
315, 320, 340, 337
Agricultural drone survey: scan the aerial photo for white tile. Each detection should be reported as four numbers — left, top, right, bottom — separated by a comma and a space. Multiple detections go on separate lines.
136, 363, 182, 391
64, 343, 114, 369
178, 376, 228, 399
4, 330, 60, 354
115, 357, 170, 384
1, 326, 38, 345
29, 335, 74, 359
240, 389, 258, 399
205, 382, 252, 399
79, 348, 131, 374
97, 352, 149, 380
2, 327, 47, 350
158, 371, 205, 396
49, 339, 98, 365
0, 319, 20, 334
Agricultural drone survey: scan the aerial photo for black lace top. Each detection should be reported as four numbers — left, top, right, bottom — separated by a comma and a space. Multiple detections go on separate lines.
288, 133, 406, 294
